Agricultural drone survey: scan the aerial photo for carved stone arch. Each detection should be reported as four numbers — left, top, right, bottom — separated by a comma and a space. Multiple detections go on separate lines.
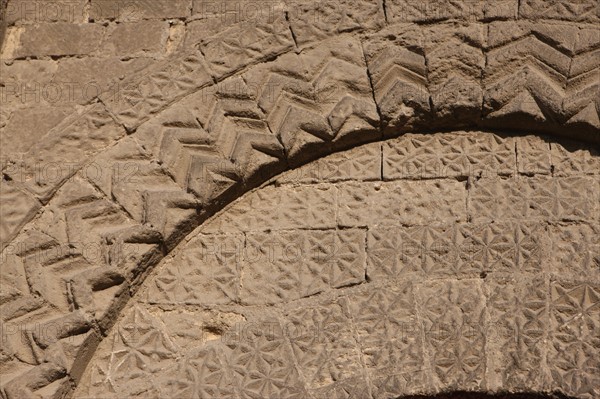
0, 5, 599, 399
72, 131, 599, 399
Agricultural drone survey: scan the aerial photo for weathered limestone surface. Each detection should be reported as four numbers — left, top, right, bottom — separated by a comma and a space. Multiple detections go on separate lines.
0, 0, 599, 397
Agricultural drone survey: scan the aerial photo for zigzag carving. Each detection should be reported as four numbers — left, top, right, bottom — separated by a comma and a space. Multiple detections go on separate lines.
89, 138, 199, 247
563, 32, 600, 128
155, 77, 286, 198
367, 50, 428, 106
519, 0, 599, 22
362, 22, 599, 134
484, 24, 599, 129
0, 181, 40, 251
486, 35, 572, 78
485, 35, 569, 121
160, 126, 243, 201
200, 90, 286, 178
364, 34, 431, 131
485, 64, 565, 121
0, 176, 166, 398
244, 36, 379, 159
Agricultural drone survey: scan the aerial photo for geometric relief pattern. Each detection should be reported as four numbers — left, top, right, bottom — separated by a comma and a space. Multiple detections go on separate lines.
158, 345, 236, 399
77, 305, 178, 398
348, 284, 427, 396
456, 222, 544, 275
223, 318, 308, 399
418, 280, 487, 391
144, 228, 366, 307
486, 276, 549, 391
283, 299, 364, 392
551, 139, 600, 176
548, 280, 600, 399
383, 132, 516, 180
145, 234, 244, 305
242, 229, 366, 305
275, 143, 381, 185
337, 180, 468, 228
548, 223, 600, 278
516, 135, 552, 175
367, 222, 544, 280
200, 184, 337, 233
469, 176, 599, 222
367, 224, 458, 278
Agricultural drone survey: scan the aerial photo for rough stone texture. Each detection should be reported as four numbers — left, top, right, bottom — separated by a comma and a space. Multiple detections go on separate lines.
102, 21, 170, 57
184, 0, 287, 49
197, 7, 294, 79
385, 0, 514, 23
4, 0, 89, 25
284, 0, 386, 46
5, 23, 105, 58
4, 103, 126, 202
90, 0, 192, 21
1, 1, 600, 398
0, 57, 153, 163
0, 178, 40, 250
519, 0, 599, 22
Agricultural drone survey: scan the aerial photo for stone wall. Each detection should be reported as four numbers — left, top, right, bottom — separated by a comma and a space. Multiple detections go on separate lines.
0, 0, 187, 165
0, 0, 598, 398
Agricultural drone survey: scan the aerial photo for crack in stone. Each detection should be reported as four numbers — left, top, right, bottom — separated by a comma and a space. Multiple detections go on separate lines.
360, 40, 384, 136
284, 11, 299, 50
